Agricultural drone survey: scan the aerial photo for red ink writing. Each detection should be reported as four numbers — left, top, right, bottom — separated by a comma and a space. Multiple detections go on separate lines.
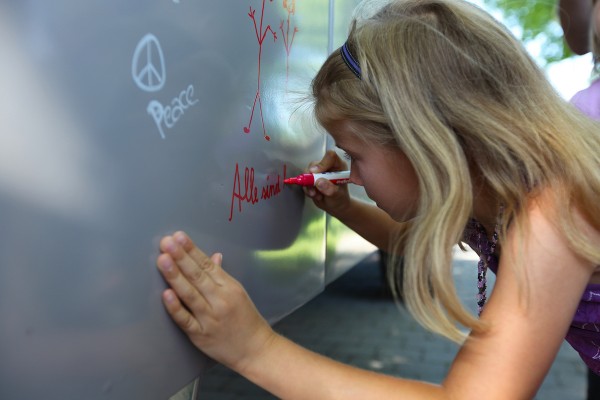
261, 173, 281, 200
229, 163, 259, 221
229, 162, 287, 221
280, 0, 298, 84
243, 0, 277, 141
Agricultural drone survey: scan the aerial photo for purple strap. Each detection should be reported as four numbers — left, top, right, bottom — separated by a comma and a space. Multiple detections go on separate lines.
340, 42, 361, 79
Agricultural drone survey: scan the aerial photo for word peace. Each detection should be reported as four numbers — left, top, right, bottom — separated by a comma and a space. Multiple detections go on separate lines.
147, 84, 198, 139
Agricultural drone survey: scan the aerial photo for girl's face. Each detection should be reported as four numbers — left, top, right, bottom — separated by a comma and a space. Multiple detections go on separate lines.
327, 120, 420, 221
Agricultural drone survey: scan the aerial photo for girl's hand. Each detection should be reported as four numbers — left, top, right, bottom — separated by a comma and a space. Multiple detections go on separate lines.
156, 231, 276, 373
304, 150, 352, 217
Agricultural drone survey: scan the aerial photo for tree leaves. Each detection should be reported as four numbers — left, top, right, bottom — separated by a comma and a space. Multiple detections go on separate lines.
483, 0, 574, 65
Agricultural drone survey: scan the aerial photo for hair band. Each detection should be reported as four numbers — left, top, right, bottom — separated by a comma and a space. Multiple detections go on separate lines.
340, 42, 361, 79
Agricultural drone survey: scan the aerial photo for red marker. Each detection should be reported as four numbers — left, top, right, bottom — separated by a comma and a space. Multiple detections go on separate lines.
284, 170, 351, 186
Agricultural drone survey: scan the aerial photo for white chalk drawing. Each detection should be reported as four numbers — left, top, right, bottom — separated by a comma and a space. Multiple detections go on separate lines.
147, 84, 198, 139
131, 33, 198, 139
132, 33, 166, 92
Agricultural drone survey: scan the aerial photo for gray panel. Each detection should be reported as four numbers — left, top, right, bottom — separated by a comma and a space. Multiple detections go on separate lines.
0, 1, 332, 399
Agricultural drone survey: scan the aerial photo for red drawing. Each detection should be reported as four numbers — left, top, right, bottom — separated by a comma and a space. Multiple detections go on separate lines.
280, 0, 298, 83
243, 0, 278, 141
229, 162, 287, 221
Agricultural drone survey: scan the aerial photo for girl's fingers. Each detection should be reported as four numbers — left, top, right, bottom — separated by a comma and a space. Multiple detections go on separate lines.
156, 253, 209, 313
172, 231, 227, 285
315, 178, 337, 196
160, 235, 222, 292
307, 160, 321, 172
210, 252, 223, 267
161, 288, 204, 334
310, 150, 337, 172
157, 236, 228, 339
316, 150, 348, 172
304, 186, 318, 198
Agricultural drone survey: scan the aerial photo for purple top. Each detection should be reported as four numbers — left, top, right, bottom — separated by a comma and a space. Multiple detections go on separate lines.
571, 79, 600, 121
463, 220, 600, 375
569, 79, 600, 374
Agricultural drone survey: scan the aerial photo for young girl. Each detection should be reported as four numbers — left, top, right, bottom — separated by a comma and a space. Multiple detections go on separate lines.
156, 0, 600, 397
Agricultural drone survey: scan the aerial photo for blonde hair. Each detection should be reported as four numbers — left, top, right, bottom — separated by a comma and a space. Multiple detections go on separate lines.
312, 0, 600, 342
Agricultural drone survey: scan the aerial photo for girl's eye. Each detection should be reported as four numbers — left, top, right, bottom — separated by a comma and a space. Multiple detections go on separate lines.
343, 152, 352, 161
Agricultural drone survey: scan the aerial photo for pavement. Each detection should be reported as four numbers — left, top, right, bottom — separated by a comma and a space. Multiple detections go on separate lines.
196, 248, 587, 399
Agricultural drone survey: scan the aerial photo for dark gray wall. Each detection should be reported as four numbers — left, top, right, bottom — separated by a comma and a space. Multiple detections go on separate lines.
0, 1, 372, 399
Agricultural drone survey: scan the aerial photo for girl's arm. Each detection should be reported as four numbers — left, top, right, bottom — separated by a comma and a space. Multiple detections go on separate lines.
157, 232, 445, 399
329, 197, 408, 251
156, 191, 596, 399
444, 193, 598, 398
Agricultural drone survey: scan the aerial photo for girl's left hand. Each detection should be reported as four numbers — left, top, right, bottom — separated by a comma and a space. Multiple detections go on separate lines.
156, 231, 276, 373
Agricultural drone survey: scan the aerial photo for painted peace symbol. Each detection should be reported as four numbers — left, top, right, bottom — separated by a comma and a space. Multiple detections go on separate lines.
132, 33, 166, 92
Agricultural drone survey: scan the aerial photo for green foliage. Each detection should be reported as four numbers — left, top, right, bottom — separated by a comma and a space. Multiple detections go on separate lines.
482, 0, 573, 65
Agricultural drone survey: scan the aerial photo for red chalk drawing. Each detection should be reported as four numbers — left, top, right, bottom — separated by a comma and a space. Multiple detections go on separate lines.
229, 162, 287, 221
243, 0, 278, 141
280, 0, 298, 83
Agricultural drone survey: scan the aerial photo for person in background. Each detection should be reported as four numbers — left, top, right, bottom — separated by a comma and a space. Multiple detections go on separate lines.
559, 1, 600, 397
156, 1, 600, 398
560, 0, 600, 118
559, 0, 594, 55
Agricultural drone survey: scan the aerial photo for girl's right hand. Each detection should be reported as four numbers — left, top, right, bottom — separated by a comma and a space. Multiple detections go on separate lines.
304, 150, 352, 217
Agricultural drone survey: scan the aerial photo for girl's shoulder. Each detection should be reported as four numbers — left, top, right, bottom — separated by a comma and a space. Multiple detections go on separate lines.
527, 187, 600, 246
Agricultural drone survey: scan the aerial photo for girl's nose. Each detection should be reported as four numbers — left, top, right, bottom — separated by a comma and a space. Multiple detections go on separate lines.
350, 168, 363, 186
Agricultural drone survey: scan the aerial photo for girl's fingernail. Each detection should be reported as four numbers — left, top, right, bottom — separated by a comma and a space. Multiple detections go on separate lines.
309, 166, 319, 172
164, 238, 176, 252
160, 258, 173, 272
164, 291, 175, 303
174, 232, 187, 245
